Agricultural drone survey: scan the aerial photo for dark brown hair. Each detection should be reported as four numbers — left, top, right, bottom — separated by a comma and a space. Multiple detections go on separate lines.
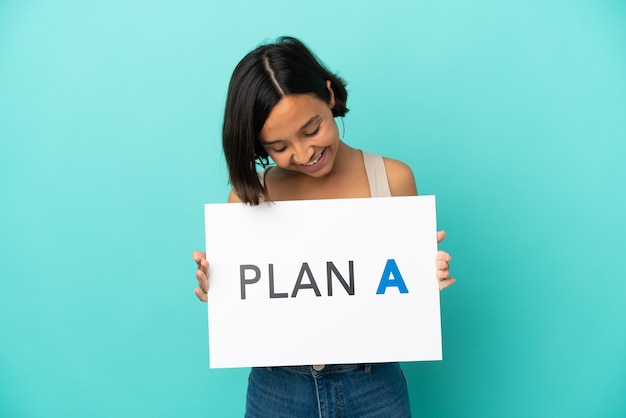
222, 36, 349, 205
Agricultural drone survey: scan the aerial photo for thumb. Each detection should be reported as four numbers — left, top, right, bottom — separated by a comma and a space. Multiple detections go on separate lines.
437, 230, 446, 243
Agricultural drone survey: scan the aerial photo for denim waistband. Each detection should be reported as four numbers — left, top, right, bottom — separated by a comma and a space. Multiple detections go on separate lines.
262, 363, 373, 376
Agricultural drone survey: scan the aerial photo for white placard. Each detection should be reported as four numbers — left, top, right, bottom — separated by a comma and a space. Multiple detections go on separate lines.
204, 195, 441, 368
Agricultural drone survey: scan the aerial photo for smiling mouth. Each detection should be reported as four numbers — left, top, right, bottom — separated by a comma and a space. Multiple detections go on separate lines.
304, 148, 325, 166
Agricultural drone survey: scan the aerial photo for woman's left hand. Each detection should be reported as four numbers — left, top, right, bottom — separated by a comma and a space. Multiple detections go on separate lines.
437, 230, 455, 291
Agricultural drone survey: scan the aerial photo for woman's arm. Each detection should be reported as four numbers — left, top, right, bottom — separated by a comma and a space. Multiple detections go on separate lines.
384, 158, 418, 197
192, 189, 243, 303
385, 157, 455, 291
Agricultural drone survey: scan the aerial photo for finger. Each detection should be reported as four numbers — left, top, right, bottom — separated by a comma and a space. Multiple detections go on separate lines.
196, 269, 208, 289
199, 260, 209, 274
439, 277, 456, 291
194, 287, 208, 302
196, 277, 207, 293
436, 250, 451, 263
192, 251, 204, 262
192, 251, 209, 273
195, 267, 207, 280
436, 260, 449, 270
192, 251, 207, 266
437, 268, 450, 280
437, 230, 446, 243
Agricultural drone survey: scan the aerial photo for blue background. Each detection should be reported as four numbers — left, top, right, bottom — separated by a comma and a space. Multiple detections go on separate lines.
1, 0, 625, 416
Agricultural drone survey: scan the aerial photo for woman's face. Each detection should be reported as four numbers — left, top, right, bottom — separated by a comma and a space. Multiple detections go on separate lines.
259, 87, 339, 178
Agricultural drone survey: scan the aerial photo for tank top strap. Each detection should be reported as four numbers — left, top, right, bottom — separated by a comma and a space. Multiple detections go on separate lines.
256, 167, 272, 203
258, 168, 269, 187
361, 151, 391, 198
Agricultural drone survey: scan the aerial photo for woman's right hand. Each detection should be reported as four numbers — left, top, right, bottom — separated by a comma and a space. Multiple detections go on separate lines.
192, 251, 209, 302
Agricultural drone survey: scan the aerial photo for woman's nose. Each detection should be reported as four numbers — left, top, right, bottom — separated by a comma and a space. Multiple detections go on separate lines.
292, 145, 315, 165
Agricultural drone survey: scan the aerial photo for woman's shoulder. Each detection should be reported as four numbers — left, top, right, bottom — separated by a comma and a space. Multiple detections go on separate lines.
381, 156, 418, 196
227, 189, 243, 203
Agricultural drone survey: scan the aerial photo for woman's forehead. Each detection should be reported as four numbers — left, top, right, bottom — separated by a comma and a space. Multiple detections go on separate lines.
261, 94, 326, 137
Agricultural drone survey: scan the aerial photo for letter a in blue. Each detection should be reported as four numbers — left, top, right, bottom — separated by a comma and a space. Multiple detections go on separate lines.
376, 259, 409, 294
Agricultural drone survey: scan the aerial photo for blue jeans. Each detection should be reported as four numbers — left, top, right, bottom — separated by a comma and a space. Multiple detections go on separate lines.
245, 363, 411, 418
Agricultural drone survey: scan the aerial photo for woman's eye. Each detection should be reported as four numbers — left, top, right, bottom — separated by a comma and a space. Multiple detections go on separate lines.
304, 124, 321, 137
273, 147, 287, 153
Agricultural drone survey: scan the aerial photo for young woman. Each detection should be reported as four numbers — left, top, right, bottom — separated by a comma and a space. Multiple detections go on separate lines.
192, 36, 455, 417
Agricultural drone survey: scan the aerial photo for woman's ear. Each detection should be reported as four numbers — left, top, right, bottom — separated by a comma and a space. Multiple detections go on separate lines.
326, 79, 335, 109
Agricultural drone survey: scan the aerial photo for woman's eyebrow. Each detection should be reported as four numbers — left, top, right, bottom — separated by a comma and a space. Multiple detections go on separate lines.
261, 139, 285, 146
299, 115, 320, 131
